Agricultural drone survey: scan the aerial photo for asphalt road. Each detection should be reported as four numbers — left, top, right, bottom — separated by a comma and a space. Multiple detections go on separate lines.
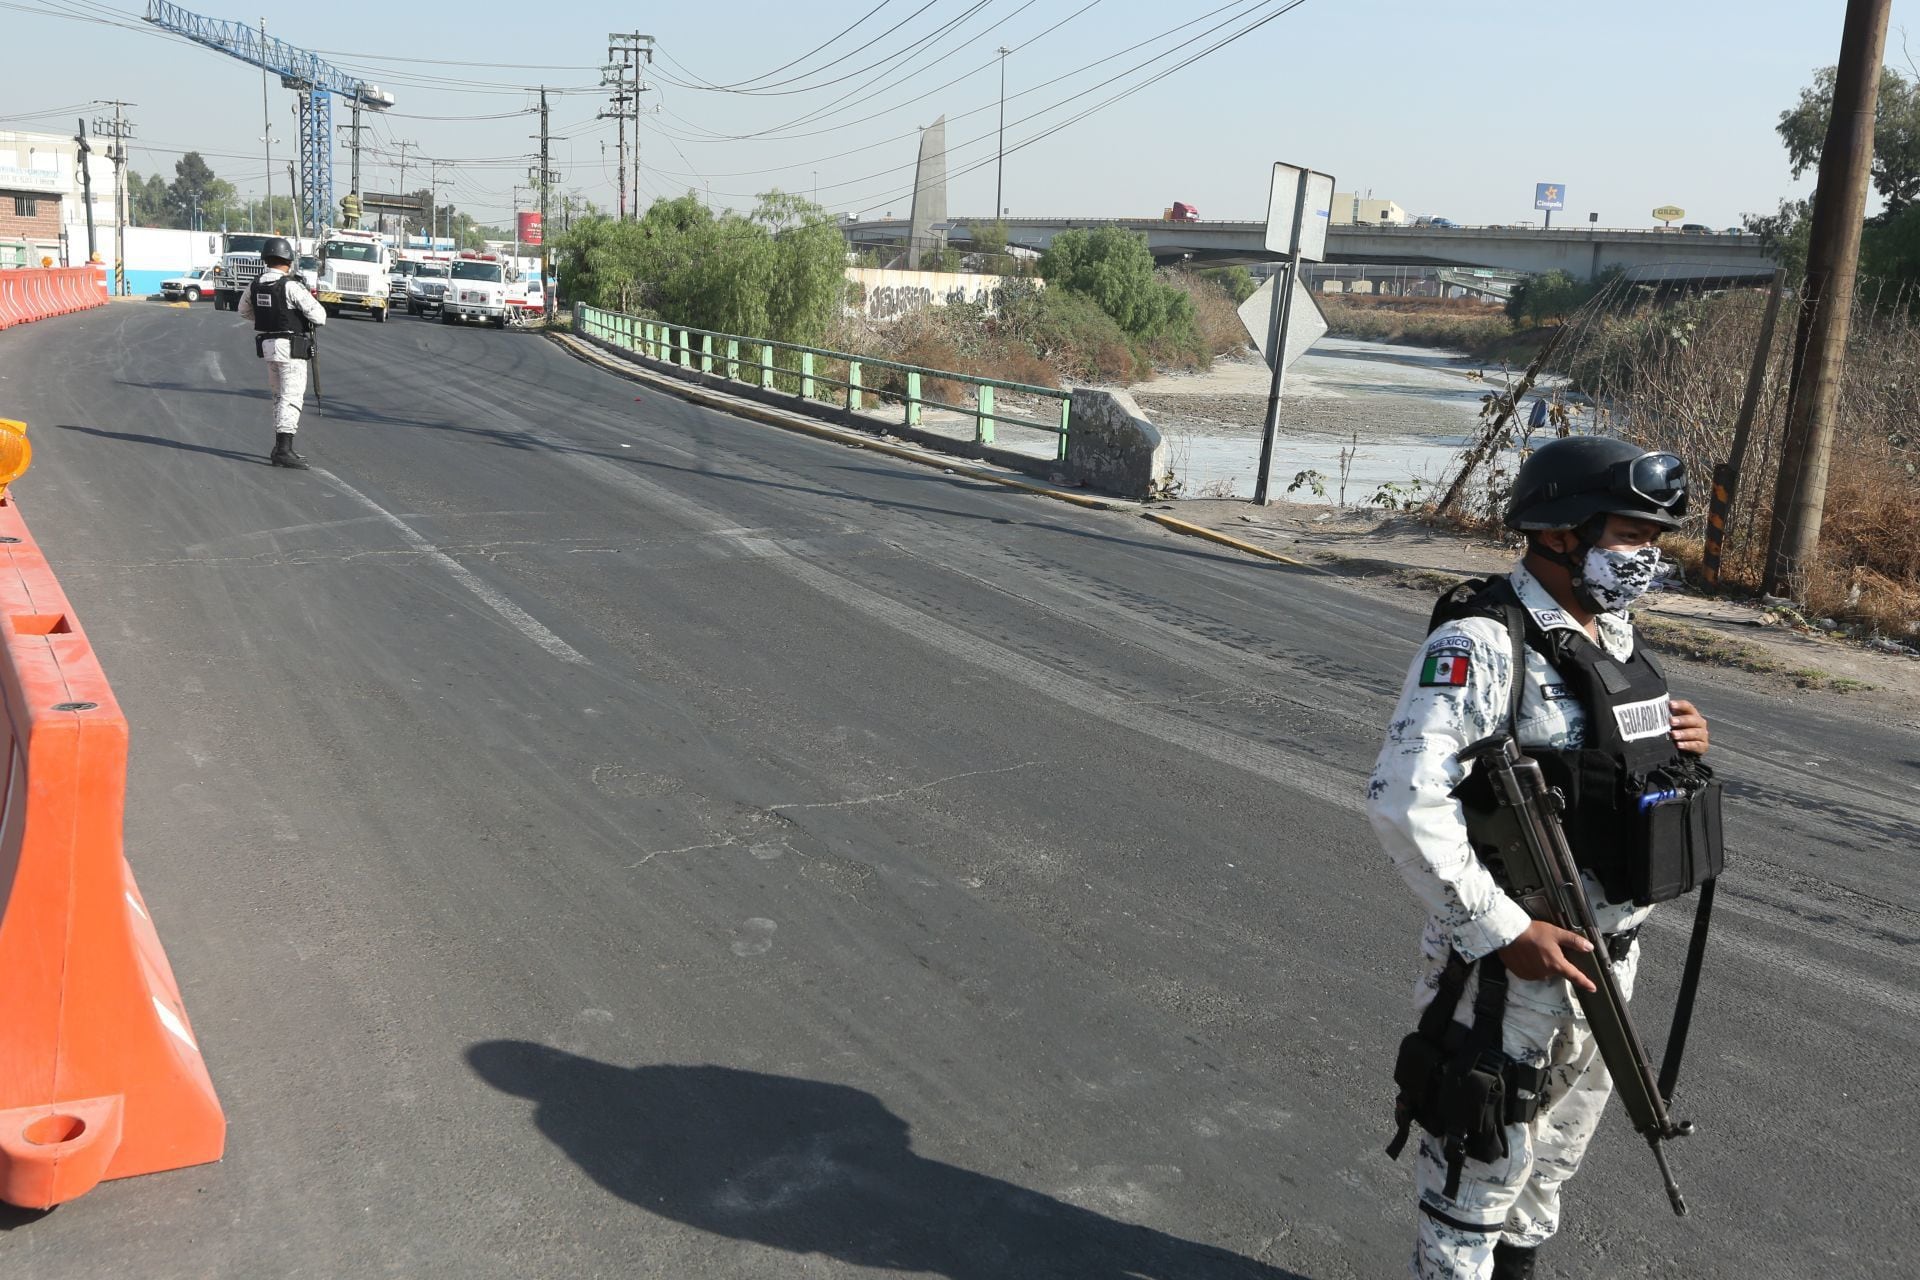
0, 302, 1915, 1279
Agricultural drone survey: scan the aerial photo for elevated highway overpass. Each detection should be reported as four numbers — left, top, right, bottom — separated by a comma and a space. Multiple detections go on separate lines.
844, 217, 1775, 283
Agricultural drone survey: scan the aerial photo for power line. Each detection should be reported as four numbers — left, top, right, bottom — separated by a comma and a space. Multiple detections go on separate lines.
650, 0, 1287, 198
669, 0, 896, 92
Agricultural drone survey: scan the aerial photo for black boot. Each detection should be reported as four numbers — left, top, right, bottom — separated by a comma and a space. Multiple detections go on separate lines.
1491, 1242, 1538, 1280
270, 431, 309, 469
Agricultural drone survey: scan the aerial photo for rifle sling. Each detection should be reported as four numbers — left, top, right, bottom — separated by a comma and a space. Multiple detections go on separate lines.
1656, 876, 1716, 1103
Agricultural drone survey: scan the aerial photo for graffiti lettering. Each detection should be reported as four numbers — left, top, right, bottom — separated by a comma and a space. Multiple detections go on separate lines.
868, 285, 934, 320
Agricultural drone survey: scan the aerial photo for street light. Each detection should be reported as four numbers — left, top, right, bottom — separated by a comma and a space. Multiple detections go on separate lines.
995, 46, 1011, 221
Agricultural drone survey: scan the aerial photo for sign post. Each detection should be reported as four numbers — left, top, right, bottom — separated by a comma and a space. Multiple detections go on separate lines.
1252, 161, 1334, 505
1534, 181, 1565, 229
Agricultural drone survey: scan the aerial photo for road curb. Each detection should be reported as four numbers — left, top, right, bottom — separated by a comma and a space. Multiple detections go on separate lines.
1138, 511, 1312, 567
548, 331, 1121, 513
550, 330, 1333, 570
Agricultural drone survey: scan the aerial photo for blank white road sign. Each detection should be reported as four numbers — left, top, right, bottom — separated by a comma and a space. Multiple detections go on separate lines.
1265, 162, 1336, 261
1238, 272, 1330, 371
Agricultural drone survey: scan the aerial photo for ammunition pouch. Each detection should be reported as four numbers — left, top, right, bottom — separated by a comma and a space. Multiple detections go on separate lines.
1386, 953, 1547, 1197
255, 330, 315, 361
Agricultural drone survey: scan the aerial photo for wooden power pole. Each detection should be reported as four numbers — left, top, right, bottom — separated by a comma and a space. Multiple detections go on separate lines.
1765, 0, 1893, 593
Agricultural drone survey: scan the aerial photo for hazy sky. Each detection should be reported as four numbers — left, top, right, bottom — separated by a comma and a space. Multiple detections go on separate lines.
1, 0, 1910, 230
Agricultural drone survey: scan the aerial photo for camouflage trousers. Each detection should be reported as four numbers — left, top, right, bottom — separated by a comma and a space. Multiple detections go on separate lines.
266, 357, 309, 435
1408, 925, 1640, 1279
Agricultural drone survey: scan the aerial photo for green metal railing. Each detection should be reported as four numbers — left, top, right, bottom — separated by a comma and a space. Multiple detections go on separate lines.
576, 304, 1069, 460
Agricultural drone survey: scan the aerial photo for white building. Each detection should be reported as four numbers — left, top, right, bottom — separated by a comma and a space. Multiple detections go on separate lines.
0, 129, 117, 268
1330, 193, 1408, 226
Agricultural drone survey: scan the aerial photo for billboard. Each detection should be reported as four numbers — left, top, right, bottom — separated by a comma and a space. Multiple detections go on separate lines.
1534, 182, 1566, 211
516, 211, 543, 245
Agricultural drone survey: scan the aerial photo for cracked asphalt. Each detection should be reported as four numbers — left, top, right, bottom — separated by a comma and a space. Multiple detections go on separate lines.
0, 304, 1915, 1278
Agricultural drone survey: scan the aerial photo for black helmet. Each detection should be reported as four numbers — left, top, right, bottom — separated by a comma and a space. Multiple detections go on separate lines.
261, 237, 296, 266
1504, 436, 1688, 532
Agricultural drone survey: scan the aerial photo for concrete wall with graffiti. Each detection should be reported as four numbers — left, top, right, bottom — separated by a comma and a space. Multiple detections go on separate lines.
844, 267, 1038, 322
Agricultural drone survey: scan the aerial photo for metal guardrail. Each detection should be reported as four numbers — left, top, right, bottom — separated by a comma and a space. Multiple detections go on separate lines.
576, 304, 1070, 459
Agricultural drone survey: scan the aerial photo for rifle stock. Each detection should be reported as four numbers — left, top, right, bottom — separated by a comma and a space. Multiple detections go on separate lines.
1457, 735, 1693, 1216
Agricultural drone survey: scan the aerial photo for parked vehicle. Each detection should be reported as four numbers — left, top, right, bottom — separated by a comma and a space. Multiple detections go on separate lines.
211, 232, 277, 311
160, 266, 219, 301
442, 253, 511, 328
313, 227, 391, 321
296, 255, 319, 291
406, 262, 451, 316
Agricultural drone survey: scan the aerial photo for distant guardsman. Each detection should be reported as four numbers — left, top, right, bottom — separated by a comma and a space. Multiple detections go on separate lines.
238, 236, 326, 469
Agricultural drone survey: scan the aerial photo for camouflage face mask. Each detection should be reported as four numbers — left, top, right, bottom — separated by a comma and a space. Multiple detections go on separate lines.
1577, 544, 1662, 613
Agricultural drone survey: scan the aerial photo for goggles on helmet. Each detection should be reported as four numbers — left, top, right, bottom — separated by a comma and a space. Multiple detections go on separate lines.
1581, 451, 1686, 516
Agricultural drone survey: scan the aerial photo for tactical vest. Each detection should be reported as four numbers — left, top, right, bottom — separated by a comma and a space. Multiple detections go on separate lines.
251, 273, 307, 335
1434, 577, 1724, 906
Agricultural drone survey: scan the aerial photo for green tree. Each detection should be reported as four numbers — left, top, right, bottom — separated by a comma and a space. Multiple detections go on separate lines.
553, 189, 844, 345
166, 152, 231, 231
128, 171, 173, 227
920, 243, 961, 272
1742, 198, 1814, 277
1037, 225, 1194, 339
1197, 265, 1257, 304
1776, 65, 1920, 214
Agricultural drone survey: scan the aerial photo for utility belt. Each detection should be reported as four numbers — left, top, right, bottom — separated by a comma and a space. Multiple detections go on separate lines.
254, 330, 315, 360
1387, 933, 1644, 1194
1386, 952, 1543, 1196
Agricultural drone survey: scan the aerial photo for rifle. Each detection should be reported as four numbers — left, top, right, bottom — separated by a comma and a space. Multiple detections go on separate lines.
307, 323, 324, 415
1455, 734, 1695, 1216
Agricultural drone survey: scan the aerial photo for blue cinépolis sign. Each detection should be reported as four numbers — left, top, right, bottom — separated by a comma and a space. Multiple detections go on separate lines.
1534, 182, 1566, 211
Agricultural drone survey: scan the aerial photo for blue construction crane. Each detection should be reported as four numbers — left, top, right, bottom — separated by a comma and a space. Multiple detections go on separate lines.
144, 1, 394, 235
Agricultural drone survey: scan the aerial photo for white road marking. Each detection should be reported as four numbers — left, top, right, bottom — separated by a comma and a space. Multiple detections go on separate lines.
314, 470, 587, 665
200, 349, 226, 384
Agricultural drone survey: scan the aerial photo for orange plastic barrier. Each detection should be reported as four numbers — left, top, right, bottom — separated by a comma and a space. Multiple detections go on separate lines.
0, 490, 225, 1208
0, 268, 108, 332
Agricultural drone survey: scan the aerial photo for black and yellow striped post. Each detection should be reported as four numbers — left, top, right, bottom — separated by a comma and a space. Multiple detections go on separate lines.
1702, 463, 1734, 590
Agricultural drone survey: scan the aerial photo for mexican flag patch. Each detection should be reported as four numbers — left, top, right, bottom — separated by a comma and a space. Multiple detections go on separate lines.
1420, 650, 1471, 688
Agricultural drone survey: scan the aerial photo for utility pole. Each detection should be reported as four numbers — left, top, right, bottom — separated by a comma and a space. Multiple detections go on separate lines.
339, 101, 369, 215
74, 118, 98, 264
1765, 0, 1893, 593
598, 65, 631, 219
428, 157, 449, 248
605, 33, 653, 220
259, 19, 273, 232
995, 46, 1011, 219
91, 102, 133, 294
287, 160, 302, 240
539, 87, 552, 317
393, 140, 418, 245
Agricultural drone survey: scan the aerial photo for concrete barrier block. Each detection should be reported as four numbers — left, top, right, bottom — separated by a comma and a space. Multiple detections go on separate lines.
1065, 389, 1173, 501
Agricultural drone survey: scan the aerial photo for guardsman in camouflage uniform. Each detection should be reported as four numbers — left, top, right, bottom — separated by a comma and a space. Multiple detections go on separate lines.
1366, 438, 1711, 1279
238, 236, 326, 469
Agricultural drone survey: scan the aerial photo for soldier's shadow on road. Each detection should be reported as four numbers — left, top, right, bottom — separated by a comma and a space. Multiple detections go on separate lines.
52, 423, 272, 466
466, 1041, 1309, 1280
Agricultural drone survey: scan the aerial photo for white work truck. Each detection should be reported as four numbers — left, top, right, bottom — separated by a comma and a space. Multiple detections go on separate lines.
313, 227, 391, 322
442, 253, 512, 328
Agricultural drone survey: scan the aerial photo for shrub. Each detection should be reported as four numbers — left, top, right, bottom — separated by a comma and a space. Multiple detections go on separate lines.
1038, 226, 1195, 340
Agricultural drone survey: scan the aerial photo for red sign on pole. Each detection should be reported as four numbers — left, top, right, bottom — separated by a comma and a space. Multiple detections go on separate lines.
517, 212, 543, 246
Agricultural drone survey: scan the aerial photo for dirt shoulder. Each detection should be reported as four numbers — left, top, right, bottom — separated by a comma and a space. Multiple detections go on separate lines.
1170, 498, 1920, 729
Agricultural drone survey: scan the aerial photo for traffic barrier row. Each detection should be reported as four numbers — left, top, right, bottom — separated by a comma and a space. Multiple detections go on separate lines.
0, 267, 109, 332
0, 478, 225, 1208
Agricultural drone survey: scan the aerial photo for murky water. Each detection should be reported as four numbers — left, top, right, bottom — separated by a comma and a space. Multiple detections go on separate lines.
1129, 337, 1513, 504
